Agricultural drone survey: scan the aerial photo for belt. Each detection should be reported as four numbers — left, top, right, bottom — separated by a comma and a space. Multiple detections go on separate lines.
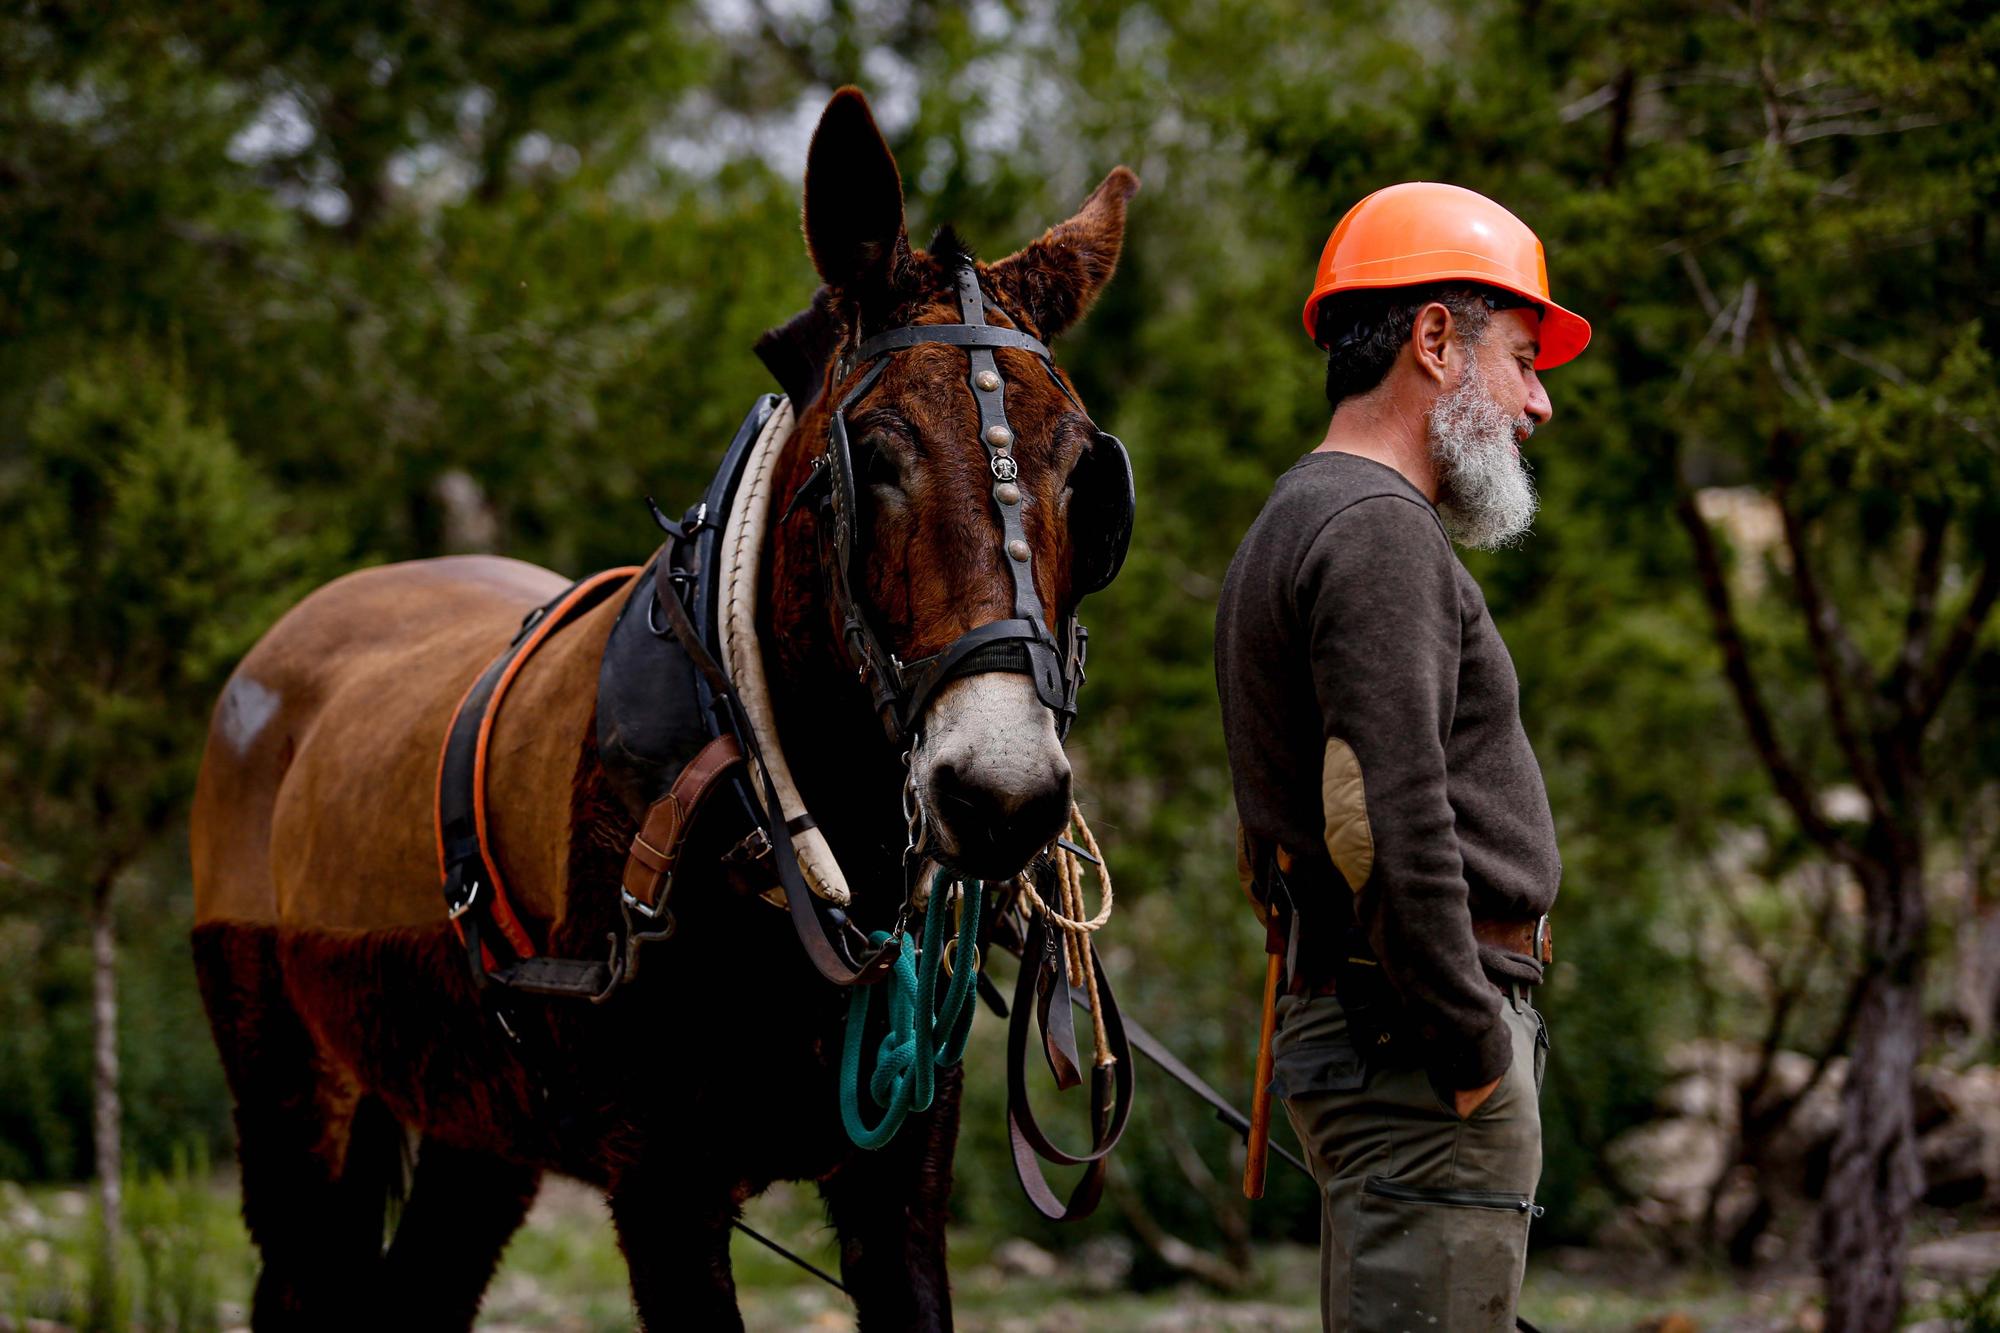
1475, 913, 1553, 966
1309, 913, 1552, 997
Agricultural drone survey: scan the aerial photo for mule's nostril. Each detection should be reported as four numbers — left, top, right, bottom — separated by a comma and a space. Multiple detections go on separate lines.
928, 759, 978, 815
927, 760, 1073, 881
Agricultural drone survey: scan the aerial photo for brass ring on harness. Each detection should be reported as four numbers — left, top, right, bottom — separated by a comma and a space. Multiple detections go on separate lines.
941, 938, 980, 978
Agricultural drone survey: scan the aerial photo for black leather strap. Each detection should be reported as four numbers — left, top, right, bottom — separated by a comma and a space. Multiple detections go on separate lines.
437, 569, 640, 1003
652, 562, 733, 699
895, 617, 1058, 735
855, 323, 1052, 362
1003, 909, 1135, 1222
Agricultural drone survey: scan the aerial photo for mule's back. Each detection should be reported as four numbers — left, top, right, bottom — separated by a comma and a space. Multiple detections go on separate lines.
192, 556, 578, 933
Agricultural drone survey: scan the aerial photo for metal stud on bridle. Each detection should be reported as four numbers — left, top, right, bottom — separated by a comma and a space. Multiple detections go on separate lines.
790, 260, 1135, 748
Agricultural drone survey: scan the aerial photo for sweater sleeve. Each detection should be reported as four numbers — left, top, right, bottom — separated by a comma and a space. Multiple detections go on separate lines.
1295, 494, 1512, 1089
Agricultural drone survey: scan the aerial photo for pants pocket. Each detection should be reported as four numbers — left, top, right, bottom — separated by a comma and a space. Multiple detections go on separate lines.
1272, 996, 1368, 1099
1348, 1175, 1539, 1333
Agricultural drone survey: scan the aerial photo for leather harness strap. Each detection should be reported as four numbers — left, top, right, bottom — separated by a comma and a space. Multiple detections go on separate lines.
436, 565, 744, 1003
436, 567, 640, 987
1001, 908, 1135, 1222
621, 735, 743, 913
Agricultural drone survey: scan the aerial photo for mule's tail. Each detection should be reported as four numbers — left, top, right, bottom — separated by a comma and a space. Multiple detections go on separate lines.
348, 1094, 415, 1250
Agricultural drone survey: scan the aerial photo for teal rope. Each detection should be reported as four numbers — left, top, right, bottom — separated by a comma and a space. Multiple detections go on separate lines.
839, 868, 985, 1150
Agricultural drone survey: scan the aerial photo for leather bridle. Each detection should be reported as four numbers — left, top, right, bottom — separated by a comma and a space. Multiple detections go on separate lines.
788, 260, 1134, 748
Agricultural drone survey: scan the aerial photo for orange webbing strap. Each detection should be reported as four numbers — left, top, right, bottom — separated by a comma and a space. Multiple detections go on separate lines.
435, 567, 641, 965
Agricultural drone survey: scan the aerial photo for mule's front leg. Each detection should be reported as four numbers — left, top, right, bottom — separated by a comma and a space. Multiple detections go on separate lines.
821, 1065, 963, 1332
609, 1171, 743, 1331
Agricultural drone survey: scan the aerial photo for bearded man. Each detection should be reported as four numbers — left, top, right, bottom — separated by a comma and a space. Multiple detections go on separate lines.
1214, 182, 1591, 1331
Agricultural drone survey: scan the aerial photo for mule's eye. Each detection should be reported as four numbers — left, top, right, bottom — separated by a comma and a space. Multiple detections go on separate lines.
860, 432, 903, 490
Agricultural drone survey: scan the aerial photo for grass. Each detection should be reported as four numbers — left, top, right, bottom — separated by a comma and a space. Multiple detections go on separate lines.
2, 1167, 1979, 1331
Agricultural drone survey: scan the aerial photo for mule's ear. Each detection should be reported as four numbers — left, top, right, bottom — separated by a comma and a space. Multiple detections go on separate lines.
803, 88, 912, 296
988, 166, 1139, 340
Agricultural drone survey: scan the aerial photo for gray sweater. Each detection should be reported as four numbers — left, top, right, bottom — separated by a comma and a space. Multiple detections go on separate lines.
1214, 451, 1561, 1087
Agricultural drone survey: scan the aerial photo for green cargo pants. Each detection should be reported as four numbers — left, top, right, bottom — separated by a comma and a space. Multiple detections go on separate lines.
1273, 985, 1548, 1332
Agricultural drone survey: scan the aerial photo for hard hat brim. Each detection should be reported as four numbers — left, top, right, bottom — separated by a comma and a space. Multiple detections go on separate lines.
1302, 276, 1592, 370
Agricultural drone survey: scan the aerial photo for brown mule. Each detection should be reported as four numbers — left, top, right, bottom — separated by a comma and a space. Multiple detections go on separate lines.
191, 87, 1137, 1331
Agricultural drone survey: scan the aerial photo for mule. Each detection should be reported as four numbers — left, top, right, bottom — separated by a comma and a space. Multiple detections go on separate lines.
190, 87, 1137, 1330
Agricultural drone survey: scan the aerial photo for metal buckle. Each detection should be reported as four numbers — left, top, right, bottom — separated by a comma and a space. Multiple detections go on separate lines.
723, 827, 773, 866
622, 882, 669, 922
1533, 913, 1551, 965
447, 877, 481, 922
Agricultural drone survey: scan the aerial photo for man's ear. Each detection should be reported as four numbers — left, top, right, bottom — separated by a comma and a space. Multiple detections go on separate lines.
986, 167, 1140, 340
1412, 301, 1457, 386
802, 88, 913, 298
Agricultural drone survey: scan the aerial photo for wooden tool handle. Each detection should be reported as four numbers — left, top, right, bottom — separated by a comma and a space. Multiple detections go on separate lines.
1242, 951, 1284, 1199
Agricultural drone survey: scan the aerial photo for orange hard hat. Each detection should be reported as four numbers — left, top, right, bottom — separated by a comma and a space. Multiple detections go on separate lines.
1302, 181, 1591, 370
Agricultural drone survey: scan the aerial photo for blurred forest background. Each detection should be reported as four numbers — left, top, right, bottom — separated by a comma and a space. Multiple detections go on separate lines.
2, 0, 1998, 1329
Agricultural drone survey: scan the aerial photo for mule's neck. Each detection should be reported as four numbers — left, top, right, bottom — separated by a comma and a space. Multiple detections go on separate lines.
761, 408, 914, 924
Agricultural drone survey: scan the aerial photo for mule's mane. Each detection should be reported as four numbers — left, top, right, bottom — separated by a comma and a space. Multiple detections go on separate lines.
926, 224, 975, 266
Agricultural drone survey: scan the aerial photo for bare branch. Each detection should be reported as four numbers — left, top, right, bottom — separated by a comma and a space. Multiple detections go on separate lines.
1559, 82, 1620, 123
1887, 505, 1948, 719
1670, 442, 1869, 873
1730, 279, 1758, 357
1679, 248, 1723, 321
1916, 553, 2000, 729
1785, 113, 1944, 145
1827, 340, 1999, 449
1767, 432, 1887, 814
1785, 965, 1871, 1120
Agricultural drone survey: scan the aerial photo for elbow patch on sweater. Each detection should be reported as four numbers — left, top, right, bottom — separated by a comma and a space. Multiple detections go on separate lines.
1321, 737, 1375, 891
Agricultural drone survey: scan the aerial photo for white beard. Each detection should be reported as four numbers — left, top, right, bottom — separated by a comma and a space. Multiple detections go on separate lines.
1426, 364, 1538, 551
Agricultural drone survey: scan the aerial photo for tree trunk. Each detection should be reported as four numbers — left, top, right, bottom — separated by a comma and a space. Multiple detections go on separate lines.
1818, 859, 1926, 1333
90, 879, 122, 1323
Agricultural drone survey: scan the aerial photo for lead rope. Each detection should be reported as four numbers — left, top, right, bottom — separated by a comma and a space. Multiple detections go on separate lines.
1014, 805, 1116, 1070
839, 867, 985, 1150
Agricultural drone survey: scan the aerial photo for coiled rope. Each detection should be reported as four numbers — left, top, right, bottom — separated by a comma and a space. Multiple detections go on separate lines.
1013, 805, 1116, 1071
838, 805, 1117, 1152
839, 868, 985, 1150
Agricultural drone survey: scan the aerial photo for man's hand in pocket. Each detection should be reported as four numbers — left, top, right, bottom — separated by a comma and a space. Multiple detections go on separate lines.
1454, 1075, 1502, 1120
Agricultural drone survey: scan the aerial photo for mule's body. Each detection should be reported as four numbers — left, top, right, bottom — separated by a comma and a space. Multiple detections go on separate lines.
192, 555, 961, 1328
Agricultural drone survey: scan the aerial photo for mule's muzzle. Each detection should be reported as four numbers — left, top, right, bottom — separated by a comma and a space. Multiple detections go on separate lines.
928, 758, 1073, 882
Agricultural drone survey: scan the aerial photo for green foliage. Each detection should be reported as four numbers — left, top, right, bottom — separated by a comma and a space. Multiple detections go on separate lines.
0, 347, 308, 884
129, 1146, 225, 1333
1937, 1267, 2000, 1333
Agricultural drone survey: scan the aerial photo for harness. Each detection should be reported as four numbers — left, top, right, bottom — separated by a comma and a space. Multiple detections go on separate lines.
788, 260, 1134, 745
432, 265, 1135, 1220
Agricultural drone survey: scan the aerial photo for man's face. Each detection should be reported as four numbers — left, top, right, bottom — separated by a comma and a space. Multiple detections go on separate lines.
1426, 307, 1553, 550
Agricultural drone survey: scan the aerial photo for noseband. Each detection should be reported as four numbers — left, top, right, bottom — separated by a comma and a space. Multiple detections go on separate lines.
790, 261, 1135, 747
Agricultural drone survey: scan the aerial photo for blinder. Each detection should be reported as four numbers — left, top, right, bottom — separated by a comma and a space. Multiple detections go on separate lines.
1068, 425, 1134, 595
797, 260, 1133, 747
